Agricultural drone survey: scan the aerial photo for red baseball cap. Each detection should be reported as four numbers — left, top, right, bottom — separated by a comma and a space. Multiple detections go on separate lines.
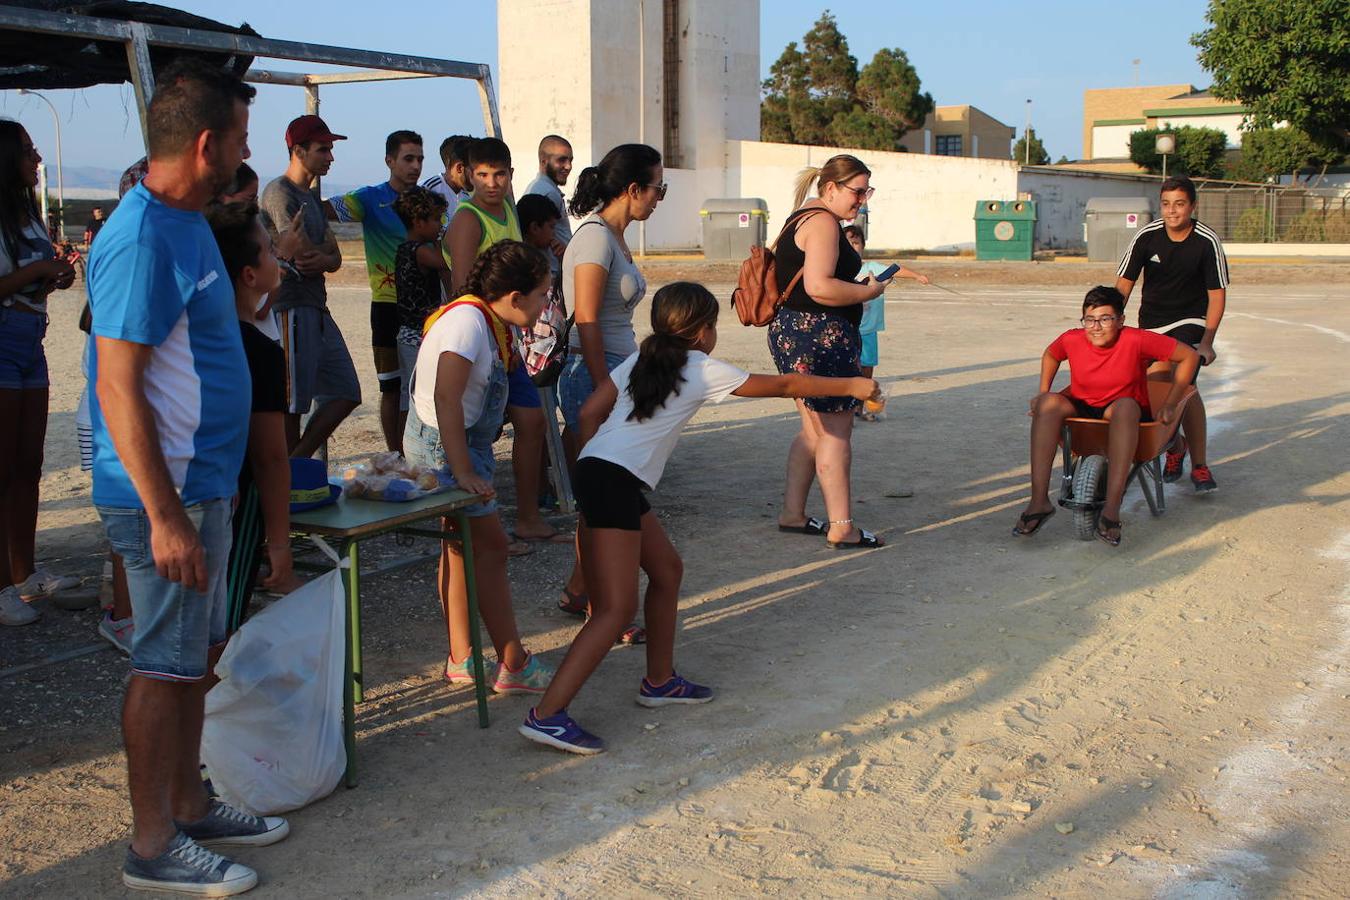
285, 115, 347, 149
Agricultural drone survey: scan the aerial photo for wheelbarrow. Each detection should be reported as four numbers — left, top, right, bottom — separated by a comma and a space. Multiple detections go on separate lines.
1057, 381, 1198, 540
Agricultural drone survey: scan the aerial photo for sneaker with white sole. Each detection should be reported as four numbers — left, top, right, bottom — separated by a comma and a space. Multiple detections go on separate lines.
444, 653, 494, 686
16, 568, 81, 601
122, 831, 257, 896
637, 673, 714, 707
0, 585, 39, 627
99, 611, 135, 655
178, 799, 289, 848
519, 707, 606, 755
493, 652, 553, 695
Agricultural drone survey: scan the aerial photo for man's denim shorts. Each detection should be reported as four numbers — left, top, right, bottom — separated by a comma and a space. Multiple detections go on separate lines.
97, 498, 232, 682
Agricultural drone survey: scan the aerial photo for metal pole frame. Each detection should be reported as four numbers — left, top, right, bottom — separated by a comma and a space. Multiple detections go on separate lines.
0, 6, 502, 150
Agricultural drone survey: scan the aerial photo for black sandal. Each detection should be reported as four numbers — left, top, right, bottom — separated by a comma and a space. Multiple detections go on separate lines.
557, 587, 588, 616
826, 529, 884, 550
778, 516, 827, 536
1012, 508, 1056, 537
1095, 516, 1122, 547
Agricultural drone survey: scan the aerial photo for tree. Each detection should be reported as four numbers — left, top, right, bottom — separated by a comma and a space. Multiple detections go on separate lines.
1013, 128, 1050, 165
761, 42, 806, 144
1227, 126, 1346, 183
1128, 125, 1229, 177
760, 11, 933, 152
854, 48, 933, 135
1193, 0, 1350, 147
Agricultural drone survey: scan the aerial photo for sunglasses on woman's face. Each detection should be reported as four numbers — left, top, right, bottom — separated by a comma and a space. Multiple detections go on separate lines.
837, 184, 874, 202
643, 182, 668, 201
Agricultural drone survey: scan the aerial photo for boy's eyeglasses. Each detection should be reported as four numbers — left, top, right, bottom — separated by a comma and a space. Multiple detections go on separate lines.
645, 183, 668, 200
838, 184, 875, 201
1081, 315, 1121, 329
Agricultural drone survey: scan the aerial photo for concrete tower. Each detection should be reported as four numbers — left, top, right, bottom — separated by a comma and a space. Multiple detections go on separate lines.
499, 0, 760, 249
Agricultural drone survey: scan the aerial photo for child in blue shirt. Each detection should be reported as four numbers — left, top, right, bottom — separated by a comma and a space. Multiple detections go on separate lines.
843, 225, 930, 420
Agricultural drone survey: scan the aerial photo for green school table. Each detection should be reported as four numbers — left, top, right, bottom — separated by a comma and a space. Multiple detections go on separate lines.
288, 489, 489, 787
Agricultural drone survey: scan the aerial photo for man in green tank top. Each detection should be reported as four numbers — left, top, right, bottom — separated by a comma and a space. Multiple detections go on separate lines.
445, 137, 566, 548
446, 137, 521, 292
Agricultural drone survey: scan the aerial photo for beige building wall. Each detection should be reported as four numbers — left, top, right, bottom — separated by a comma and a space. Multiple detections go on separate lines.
897, 105, 1013, 160
1083, 84, 1250, 158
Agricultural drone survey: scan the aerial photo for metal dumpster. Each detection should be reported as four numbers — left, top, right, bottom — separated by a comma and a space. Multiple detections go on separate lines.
700, 198, 768, 260
973, 199, 1036, 261
1085, 197, 1155, 262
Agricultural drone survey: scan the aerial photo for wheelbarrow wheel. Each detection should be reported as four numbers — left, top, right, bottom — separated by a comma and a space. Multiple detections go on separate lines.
1071, 454, 1108, 541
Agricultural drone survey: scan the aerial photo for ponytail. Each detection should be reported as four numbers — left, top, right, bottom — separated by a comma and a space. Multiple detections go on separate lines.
458, 239, 551, 302
791, 166, 821, 212
626, 282, 720, 421
568, 143, 662, 217
791, 154, 872, 211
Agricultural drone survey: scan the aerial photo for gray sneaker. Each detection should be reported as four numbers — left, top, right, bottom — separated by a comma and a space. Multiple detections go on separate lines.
122, 831, 257, 896
0, 585, 38, 627
178, 800, 289, 848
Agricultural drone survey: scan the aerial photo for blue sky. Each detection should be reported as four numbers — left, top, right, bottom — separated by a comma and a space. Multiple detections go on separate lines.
0, 0, 1214, 190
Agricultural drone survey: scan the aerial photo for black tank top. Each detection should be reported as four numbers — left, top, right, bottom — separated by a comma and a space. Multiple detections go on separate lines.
774, 207, 863, 327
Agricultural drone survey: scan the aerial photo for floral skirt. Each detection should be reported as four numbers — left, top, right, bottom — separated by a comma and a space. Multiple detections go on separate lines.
767, 308, 862, 413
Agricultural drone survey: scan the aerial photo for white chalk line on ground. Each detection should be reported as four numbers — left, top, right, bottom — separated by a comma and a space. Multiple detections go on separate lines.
1226, 311, 1350, 344
1143, 530, 1350, 898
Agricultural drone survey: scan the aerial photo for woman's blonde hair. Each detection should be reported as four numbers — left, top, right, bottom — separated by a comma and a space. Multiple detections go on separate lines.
791, 154, 872, 211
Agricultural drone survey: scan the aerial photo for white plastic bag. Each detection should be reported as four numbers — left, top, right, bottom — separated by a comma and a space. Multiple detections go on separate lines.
201, 542, 348, 815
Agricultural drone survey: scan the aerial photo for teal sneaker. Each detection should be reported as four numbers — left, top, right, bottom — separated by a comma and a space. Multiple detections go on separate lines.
493, 652, 553, 695
444, 653, 493, 686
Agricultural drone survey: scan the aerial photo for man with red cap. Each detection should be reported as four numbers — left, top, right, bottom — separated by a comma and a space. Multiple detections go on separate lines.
259, 115, 360, 457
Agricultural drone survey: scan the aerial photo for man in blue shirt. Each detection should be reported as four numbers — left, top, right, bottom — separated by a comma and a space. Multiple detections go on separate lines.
88, 59, 288, 896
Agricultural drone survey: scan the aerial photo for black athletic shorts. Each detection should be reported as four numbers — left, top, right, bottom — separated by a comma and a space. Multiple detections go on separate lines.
370, 302, 400, 394
1068, 394, 1152, 422
1149, 322, 1204, 386
574, 457, 650, 531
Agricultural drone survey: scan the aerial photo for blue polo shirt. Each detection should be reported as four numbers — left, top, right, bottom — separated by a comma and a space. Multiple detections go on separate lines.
86, 183, 250, 509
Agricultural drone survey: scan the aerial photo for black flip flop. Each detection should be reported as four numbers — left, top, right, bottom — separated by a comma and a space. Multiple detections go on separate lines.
778, 516, 827, 536
557, 588, 588, 616
1095, 516, 1122, 547
826, 529, 884, 550
1012, 508, 1056, 537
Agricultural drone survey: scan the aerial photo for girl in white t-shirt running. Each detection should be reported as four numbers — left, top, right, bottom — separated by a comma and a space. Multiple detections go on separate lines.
405, 241, 555, 694
520, 282, 880, 754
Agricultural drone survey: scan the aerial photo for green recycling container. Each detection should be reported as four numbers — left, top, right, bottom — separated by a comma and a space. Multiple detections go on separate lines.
973, 199, 1036, 261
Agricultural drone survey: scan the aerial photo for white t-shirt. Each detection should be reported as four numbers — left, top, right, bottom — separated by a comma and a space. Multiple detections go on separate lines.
581, 350, 749, 489
412, 304, 496, 429
0, 217, 54, 312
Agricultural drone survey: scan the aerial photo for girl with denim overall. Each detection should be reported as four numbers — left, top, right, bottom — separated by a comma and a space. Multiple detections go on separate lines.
404, 241, 555, 693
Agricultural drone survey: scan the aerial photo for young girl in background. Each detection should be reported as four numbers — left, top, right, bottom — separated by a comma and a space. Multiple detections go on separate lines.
841, 224, 929, 421
405, 240, 555, 693
520, 281, 880, 754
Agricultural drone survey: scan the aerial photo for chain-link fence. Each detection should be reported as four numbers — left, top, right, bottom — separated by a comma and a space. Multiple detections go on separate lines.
1195, 182, 1350, 243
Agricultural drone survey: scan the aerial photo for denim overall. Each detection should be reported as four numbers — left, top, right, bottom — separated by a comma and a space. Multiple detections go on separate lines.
403, 353, 508, 517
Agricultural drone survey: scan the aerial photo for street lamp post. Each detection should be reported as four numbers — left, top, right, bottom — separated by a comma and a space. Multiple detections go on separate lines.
1024, 99, 1032, 166
1155, 132, 1176, 181
17, 88, 64, 235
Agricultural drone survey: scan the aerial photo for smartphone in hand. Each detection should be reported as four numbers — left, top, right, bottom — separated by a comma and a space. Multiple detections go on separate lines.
858, 263, 900, 283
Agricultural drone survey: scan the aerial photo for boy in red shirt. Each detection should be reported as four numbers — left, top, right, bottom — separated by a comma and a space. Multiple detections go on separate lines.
1014, 285, 1199, 546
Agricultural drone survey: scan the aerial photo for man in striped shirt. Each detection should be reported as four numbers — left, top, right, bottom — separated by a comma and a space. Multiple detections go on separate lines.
1115, 175, 1228, 492
422, 134, 473, 208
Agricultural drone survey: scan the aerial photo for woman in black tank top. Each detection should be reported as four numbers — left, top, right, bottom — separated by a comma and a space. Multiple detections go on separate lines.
768, 155, 891, 550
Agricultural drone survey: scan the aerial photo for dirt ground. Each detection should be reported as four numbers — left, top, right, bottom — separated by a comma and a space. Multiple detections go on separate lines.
2, 261, 1348, 898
